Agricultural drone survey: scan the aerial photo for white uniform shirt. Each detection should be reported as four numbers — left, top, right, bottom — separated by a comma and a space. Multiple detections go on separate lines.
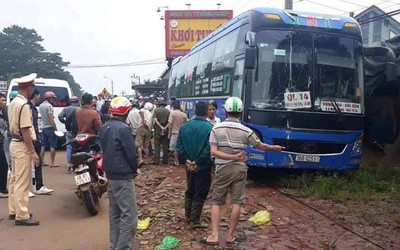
126, 107, 141, 136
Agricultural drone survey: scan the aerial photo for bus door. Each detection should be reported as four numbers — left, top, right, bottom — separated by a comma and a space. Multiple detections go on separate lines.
233, 56, 266, 167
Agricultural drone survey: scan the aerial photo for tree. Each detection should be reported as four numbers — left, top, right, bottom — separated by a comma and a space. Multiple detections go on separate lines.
143, 79, 159, 85
0, 25, 83, 96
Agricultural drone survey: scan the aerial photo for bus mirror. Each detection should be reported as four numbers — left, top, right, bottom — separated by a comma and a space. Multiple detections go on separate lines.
386, 62, 398, 82
245, 31, 256, 48
244, 48, 256, 69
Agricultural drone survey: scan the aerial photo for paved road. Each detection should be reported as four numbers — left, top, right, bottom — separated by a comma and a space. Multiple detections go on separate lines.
0, 151, 110, 250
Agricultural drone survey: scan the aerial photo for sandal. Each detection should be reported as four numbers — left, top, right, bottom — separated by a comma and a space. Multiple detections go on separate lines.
200, 236, 218, 246
50, 164, 60, 168
226, 236, 237, 245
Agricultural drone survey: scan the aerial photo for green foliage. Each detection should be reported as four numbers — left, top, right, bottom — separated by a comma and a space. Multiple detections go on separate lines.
143, 79, 160, 85
282, 166, 400, 202
0, 25, 83, 96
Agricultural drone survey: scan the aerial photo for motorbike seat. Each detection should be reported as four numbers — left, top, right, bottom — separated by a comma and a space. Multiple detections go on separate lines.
71, 152, 92, 165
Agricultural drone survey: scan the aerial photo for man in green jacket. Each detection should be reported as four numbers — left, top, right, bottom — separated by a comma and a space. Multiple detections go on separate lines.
177, 101, 213, 228
151, 98, 170, 165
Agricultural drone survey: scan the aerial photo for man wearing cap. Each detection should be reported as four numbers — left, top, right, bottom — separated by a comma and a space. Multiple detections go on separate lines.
151, 98, 170, 165
8, 73, 40, 226
39, 91, 59, 168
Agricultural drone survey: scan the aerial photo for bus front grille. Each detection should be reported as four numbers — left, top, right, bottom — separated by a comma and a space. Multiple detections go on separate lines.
272, 139, 346, 154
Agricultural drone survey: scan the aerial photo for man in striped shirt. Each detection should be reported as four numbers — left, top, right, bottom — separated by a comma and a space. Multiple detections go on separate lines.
202, 97, 284, 246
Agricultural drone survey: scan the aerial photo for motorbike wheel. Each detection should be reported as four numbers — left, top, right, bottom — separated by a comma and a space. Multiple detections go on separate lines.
82, 186, 100, 215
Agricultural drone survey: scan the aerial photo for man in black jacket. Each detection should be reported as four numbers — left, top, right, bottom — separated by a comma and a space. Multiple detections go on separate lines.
30, 89, 53, 195
58, 96, 80, 173
99, 96, 138, 250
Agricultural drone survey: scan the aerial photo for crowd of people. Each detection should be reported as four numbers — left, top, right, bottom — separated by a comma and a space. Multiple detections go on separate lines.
0, 73, 285, 249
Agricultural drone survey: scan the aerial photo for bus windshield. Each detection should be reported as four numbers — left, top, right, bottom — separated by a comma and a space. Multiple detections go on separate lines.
251, 30, 364, 114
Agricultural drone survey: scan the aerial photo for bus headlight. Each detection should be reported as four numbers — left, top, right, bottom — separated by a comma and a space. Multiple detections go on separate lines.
352, 135, 363, 154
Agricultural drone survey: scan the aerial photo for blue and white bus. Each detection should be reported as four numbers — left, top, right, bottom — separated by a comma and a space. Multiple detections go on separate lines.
168, 7, 364, 170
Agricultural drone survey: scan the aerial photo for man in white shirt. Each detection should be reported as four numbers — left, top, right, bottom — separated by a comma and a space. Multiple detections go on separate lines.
167, 100, 188, 166
126, 102, 141, 137
165, 96, 176, 112
38, 91, 59, 168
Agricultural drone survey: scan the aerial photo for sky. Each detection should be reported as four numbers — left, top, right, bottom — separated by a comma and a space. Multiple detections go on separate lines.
1, 0, 399, 96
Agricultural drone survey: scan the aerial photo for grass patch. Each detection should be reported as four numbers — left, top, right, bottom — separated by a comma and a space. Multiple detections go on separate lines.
281, 165, 400, 202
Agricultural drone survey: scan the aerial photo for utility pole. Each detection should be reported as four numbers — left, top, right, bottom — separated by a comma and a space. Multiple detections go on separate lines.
285, 0, 293, 10
131, 74, 140, 85
103, 76, 114, 97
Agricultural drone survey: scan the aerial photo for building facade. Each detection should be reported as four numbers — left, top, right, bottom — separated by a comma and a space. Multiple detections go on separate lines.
355, 5, 400, 46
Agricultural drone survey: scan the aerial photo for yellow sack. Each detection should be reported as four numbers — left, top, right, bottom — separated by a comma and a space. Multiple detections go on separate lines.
137, 217, 151, 230
248, 211, 270, 226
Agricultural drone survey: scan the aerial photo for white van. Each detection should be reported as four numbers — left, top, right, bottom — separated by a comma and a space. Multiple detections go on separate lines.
7, 78, 74, 145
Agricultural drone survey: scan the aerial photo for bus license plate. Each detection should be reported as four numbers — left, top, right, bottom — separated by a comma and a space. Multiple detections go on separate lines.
74, 172, 91, 186
295, 155, 320, 162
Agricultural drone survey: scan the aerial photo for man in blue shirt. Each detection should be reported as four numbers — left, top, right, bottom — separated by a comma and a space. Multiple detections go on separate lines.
177, 101, 213, 229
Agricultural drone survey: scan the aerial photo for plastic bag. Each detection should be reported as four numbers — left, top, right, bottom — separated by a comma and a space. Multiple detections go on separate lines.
154, 236, 180, 250
248, 210, 271, 226
137, 217, 151, 230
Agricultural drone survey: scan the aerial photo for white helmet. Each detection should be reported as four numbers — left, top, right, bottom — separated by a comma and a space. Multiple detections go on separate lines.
144, 102, 154, 111
224, 97, 243, 113
109, 96, 132, 116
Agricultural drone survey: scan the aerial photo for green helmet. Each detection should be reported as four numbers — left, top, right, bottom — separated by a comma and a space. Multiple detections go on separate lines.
9, 91, 18, 100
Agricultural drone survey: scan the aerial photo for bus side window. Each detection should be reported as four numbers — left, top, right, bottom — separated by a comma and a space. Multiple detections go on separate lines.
232, 59, 244, 98
195, 44, 216, 96
168, 64, 178, 97
176, 59, 188, 98
185, 53, 199, 97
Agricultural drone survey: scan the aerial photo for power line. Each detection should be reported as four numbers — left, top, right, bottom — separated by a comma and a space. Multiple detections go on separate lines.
67, 61, 167, 69
358, 7, 400, 22
141, 64, 167, 78
336, 0, 367, 9
236, 0, 252, 14
358, 8, 400, 24
66, 58, 166, 69
298, 0, 348, 13
344, 1, 399, 16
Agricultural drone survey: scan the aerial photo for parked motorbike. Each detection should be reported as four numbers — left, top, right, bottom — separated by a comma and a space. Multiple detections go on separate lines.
69, 133, 107, 215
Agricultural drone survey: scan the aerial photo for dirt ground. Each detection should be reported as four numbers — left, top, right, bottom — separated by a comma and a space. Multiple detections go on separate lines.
0, 150, 398, 250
